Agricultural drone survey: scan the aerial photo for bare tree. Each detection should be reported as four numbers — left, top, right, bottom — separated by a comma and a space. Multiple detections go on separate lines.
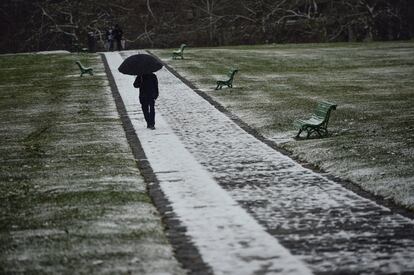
0, 0, 413, 53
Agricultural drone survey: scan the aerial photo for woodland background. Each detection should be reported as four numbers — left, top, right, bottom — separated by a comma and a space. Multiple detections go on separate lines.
1, 0, 414, 53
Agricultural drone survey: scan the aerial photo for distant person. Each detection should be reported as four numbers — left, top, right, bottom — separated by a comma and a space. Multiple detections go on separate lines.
106, 26, 114, 51
134, 73, 159, 129
113, 24, 124, 51
87, 31, 96, 52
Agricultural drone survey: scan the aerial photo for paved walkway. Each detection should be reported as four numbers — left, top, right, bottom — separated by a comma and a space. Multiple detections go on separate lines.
105, 51, 414, 275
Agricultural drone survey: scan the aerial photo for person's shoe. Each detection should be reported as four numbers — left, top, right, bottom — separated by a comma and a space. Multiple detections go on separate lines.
149, 126, 155, 130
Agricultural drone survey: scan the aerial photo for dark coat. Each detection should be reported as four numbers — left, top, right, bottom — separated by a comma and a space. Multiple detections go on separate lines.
113, 25, 123, 40
134, 74, 159, 100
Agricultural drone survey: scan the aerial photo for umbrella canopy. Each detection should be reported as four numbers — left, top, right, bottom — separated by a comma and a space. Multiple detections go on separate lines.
118, 54, 163, 75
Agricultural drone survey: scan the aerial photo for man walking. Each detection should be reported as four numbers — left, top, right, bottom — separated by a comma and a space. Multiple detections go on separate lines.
113, 24, 124, 51
106, 26, 114, 51
134, 73, 159, 129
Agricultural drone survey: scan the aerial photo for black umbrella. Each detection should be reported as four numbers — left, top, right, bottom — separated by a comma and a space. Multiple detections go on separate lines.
118, 54, 163, 75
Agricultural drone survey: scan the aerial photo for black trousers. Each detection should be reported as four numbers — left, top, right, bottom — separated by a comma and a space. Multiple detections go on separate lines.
115, 39, 123, 51
140, 97, 155, 127
108, 40, 114, 51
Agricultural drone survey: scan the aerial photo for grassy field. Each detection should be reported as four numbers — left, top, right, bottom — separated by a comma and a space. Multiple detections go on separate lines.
0, 52, 183, 273
152, 41, 414, 210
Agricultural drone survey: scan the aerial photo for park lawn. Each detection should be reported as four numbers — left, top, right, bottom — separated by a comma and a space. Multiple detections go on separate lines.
0, 52, 183, 274
152, 41, 414, 210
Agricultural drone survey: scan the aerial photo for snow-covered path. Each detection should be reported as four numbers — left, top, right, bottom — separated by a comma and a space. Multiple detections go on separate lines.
105, 52, 311, 275
105, 51, 414, 274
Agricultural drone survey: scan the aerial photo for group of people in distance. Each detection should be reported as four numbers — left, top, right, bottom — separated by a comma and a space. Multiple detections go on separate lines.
86, 24, 124, 53
106, 24, 123, 51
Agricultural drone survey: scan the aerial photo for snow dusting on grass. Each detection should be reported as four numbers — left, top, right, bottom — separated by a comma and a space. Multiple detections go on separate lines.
0, 52, 184, 274
152, 41, 414, 210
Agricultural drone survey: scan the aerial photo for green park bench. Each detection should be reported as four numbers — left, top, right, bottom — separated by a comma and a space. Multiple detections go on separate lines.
293, 101, 337, 138
215, 69, 238, 90
172, 44, 187, 59
75, 61, 93, 77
